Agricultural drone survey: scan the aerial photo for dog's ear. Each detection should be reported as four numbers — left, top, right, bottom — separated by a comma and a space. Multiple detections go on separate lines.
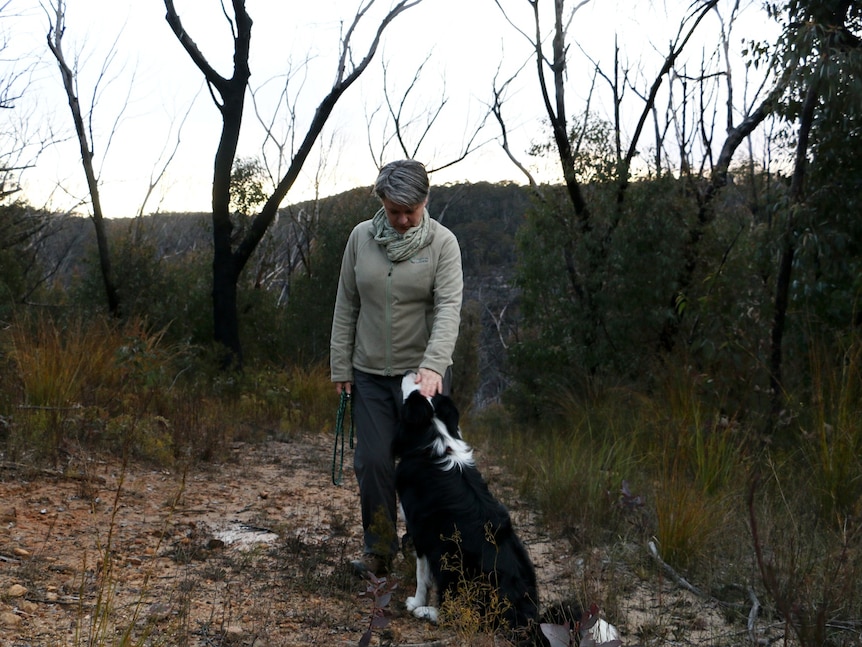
430, 394, 461, 439
401, 390, 434, 429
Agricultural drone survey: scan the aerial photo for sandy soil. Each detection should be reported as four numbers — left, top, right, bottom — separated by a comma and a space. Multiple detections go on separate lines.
0, 432, 771, 647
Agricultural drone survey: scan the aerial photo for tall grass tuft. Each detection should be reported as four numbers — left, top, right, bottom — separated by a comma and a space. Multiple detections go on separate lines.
437, 527, 519, 645
803, 336, 862, 523
10, 314, 118, 404
652, 469, 727, 572
3, 314, 193, 463
7, 314, 136, 459
750, 457, 862, 647
280, 361, 333, 434
471, 390, 639, 551
72, 465, 160, 647
743, 334, 862, 646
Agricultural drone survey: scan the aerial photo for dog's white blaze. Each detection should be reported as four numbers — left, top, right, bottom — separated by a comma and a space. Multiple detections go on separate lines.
431, 418, 474, 470
401, 371, 421, 400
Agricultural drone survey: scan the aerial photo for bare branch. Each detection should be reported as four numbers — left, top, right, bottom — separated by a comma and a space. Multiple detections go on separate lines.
620, 0, 720, 183
136, 96, 197, 218
382, 53, 441, 159
250, 59, 313, 187
242, 0, 425, 266
44, 0, 118, 314
369, 48, 493, 174
163, 0, 237, 105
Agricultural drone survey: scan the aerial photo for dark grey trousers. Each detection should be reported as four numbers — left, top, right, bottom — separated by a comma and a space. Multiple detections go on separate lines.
352, 368, 451, 557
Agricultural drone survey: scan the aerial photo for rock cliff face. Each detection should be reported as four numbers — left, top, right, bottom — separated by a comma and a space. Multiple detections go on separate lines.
430, 182, 529, 410
461, 272, 519, 409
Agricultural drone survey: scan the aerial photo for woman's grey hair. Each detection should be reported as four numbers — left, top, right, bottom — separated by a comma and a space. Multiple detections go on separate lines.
373, 159, 430, 206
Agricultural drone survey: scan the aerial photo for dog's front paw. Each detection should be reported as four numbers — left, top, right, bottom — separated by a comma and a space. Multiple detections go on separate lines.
411, 605, 439, 623
405, 595, 422, 612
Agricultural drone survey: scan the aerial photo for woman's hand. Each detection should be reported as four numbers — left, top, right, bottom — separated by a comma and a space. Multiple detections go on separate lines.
415, 368, 442, 398
335, 381, 352, 396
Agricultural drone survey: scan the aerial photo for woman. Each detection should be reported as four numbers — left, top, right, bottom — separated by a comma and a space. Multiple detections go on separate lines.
330, 159, 463, 576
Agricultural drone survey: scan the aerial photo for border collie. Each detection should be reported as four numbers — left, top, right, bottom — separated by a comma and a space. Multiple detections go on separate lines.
394, 372, 539, 630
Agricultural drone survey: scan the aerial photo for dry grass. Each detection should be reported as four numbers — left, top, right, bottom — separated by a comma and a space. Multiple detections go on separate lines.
469, 340, 862, 646
0, 314, 332, 465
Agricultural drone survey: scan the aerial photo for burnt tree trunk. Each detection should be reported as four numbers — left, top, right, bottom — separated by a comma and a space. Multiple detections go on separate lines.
767, 62, 821, 433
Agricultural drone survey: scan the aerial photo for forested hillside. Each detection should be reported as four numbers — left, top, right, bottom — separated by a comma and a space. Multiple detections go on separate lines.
8, 168, 861, 425
23, 182, 529, 406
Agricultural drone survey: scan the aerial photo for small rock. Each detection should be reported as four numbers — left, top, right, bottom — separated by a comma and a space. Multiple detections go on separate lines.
147, 602, 171, 620
207, 538, 225, 550
12, 547, 30, 558
7, 584, 27, 598
1, 611, 21, 627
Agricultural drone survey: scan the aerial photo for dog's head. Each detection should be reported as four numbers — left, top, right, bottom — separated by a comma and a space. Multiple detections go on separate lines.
396, 372, 473, 470
399, 371, 435, 431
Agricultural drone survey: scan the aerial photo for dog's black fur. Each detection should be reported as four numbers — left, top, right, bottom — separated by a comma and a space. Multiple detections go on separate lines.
394, 374, 539, 630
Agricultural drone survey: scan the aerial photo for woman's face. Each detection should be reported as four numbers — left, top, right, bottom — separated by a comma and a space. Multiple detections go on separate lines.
382, 197, 426, 234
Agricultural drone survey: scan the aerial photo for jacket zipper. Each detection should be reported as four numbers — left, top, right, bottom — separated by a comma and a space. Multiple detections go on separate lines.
384, 262, 393, 375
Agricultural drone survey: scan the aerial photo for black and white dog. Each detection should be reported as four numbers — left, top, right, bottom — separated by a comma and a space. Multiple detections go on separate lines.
394, 372, 539, 630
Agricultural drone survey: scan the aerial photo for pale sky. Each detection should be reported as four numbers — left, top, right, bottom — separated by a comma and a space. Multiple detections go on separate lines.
3, 0, 776, 218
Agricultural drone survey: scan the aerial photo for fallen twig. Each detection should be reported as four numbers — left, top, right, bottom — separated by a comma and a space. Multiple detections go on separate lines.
647, 540, 705, 598
16, 403, 83, 411
0, 461, 106, 484
748, 585, 761, 644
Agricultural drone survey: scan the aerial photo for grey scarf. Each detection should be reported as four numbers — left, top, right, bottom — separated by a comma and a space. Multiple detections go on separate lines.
371, 207, 432, 262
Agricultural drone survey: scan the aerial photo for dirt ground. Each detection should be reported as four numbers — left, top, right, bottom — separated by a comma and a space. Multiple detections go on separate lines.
1, 431, 775, 647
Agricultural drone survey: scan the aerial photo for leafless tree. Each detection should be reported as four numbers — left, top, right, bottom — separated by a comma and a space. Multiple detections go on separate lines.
45, 0, 121, 315
491, 0, 608, 352
164, 0, 424, 368
1, 1, 41, 202
613, 1, 721, 204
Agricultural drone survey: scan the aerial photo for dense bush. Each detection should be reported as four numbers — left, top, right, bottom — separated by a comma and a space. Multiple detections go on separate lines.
0, 202, 50, 317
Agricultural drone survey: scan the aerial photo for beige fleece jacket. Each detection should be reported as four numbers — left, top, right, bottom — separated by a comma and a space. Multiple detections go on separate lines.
330, 217, 463, 382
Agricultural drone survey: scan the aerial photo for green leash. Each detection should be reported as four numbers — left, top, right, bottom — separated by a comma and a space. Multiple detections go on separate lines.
331, 390, 354, 486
